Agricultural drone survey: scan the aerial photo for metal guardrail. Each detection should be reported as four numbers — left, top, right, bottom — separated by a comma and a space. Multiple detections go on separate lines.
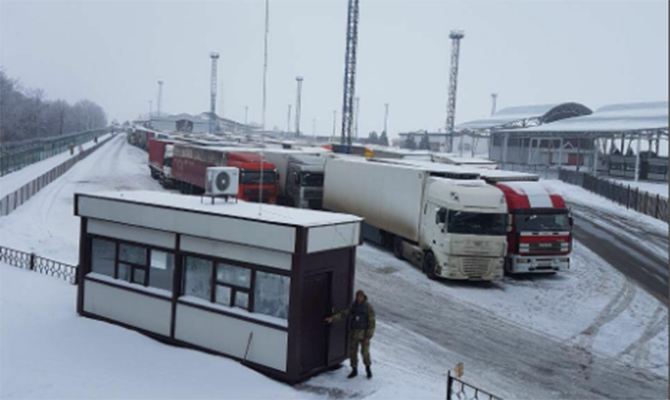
447, 371, 503, 400
0, 133, 114, 217
0, 245, 77, 284
0, 128, 109, 176
559, 169, 668, 223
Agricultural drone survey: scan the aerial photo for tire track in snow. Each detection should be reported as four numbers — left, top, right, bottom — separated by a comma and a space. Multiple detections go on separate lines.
616, 305, 668, 368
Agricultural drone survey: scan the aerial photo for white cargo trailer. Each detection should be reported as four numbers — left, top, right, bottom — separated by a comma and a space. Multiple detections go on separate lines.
324, 157, 508, 281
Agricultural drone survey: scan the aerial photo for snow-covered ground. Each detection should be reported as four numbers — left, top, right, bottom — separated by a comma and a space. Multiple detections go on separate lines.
0, 134, 157, 265
0, 134, 667, 399
0, 133, 112, 199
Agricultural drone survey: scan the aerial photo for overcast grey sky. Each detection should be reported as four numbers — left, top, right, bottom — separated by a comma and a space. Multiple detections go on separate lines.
1, 0, 667, 138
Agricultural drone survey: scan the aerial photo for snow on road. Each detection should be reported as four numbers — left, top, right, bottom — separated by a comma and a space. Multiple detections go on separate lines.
0, 133, 112, 198
0, 134, 160, 264
0, 136, 667, 399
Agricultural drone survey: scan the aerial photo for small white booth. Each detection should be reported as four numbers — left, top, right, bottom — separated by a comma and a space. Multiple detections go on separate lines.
74, 191, 362, 383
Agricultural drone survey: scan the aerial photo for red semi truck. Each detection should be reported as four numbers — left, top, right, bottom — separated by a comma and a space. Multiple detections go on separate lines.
148, 138, 176, 188
481, 171, 573, 274
172, 144, 278, 203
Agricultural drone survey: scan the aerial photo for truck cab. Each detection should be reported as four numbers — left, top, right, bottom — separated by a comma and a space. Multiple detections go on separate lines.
226, 152, 278, 204
419, 178, 508, 280
285, 155, 325, 209
494, 180, 572, 273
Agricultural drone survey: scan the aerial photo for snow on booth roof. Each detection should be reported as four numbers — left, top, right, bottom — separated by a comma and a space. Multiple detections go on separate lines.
78, 190, 361, 227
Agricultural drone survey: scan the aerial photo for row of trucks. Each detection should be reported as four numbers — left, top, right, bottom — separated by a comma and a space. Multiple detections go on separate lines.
144, 133, 572, 281
147, 137, 329, 206
323, 157, 572, 280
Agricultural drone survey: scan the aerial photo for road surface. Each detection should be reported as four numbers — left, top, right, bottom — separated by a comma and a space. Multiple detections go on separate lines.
571, 202, 668, 305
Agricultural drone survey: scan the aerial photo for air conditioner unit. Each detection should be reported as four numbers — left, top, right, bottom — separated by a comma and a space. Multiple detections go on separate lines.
206, 167, 239, 197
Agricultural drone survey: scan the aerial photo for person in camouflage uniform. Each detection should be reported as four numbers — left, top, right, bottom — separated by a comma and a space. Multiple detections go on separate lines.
325, 289, 376, 379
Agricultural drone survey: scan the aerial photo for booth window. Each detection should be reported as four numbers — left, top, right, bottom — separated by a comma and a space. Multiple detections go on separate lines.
150, 251, 174, 291
184, 256, 212, 300
215, 263, 251, 310
118, 243, 148, 285
89, 238, 175, 293
254, 272, 290, 319
91, 239, 115, 277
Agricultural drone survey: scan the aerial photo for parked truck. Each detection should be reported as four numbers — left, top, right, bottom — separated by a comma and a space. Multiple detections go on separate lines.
148, 138, 177, 188
172, 144, 278, 203
323, 157, 508, 281
263, 150, 326, 209
479, 170, 573, 274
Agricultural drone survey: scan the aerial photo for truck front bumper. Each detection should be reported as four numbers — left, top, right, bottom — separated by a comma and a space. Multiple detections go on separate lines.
507, 255, 570, 274
435, 254, 504, 281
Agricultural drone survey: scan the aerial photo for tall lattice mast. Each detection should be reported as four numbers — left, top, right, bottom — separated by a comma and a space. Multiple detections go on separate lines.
209, 52, 220, 134
445, 30, 464, 152
295, 76, 303, 137
157, 80, 164, 116
354, 96, 360, 139
340, 0, 360, 148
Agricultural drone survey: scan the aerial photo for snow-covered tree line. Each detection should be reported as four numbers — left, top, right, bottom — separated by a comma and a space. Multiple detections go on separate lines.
0, 69, 107, 143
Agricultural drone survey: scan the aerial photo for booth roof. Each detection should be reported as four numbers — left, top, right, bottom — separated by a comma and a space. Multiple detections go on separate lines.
80, 191, 362, 227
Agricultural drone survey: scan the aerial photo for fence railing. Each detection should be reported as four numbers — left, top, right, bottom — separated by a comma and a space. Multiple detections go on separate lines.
500, 162, 559, 180
559, 169, 669, 222
0, 133, 114, 217
0, 128, 110, 176
447, 371, 503, 400
0, 245, 77, 284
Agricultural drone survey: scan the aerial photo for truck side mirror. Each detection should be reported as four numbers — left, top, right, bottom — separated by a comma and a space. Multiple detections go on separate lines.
293, 173, 300, 185
569, 215, 574, 227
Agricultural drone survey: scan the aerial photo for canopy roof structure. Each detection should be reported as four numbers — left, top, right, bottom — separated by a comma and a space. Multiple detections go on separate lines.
499, 101, 669, 138
456, 102, 592, 131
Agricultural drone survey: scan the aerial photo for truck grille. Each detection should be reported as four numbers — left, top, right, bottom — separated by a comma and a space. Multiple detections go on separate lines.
303, 190, 322, 200
520, 242, 568, 254
461, 258, 491, 278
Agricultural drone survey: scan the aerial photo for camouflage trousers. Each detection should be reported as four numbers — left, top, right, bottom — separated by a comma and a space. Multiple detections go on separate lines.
348, 329, 371, 367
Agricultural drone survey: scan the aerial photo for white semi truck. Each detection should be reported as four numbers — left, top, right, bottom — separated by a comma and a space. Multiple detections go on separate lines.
323, 157, 509, 281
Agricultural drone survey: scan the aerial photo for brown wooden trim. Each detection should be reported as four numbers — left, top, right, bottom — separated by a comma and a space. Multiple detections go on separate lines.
170, 234, 183, 339
75, 192, 358, 229
286, 226, 307, 381
85, 275, 172, 301
176, 298, 288, 332
76, 217, 88, 315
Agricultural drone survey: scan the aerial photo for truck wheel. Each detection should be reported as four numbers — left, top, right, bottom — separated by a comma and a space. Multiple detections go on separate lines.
392, 236, 403, 259
423, 251, 437, 280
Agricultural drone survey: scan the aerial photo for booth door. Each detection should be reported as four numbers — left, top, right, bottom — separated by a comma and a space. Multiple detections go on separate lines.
300, 272, 332, 374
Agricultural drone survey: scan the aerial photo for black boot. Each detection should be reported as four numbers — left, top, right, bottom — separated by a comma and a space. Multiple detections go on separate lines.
365, 365, 372, 379
347, 368, 358, 379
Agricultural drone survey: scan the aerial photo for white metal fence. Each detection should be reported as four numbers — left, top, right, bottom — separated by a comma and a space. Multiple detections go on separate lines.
0, 134, 113, 216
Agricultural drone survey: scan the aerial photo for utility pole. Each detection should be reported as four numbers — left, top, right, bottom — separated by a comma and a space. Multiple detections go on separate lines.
332, 110, 337, 140
354, 96, 360, 139
244, 106, 249, 125
209, 52, 220, 134
312, 118, 316, 138
148, 100, 153, 119
261, 0, 269, 131
295, 76, 304, 137
287, 104, 292, 133
445, 30, 464, 153
383, 103, 389, 135
491, 93, 498, 116
157, 80, 164, 116
340, 0, 360, 149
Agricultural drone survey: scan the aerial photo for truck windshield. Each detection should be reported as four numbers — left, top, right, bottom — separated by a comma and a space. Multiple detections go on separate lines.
240, 170, 277, 185
448, 211, 506, 236
515, 213, 570, 232
300, 172, 324, 187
